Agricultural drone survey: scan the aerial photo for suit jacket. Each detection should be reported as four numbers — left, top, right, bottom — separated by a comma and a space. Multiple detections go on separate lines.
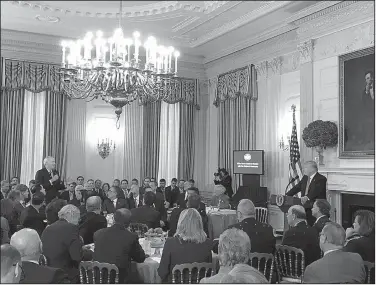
21, 261, 69, 284
158, 236, 213, 283
130, 205, 160, 229
220, 175, 233, 198
343, 231, 375, 262
286, 173, 327, 209
60, 191, 76, 203
154, 191, 167, 221
78, 211, 107, 245
0, 198, 19, 235
93, 224, 146, 283
281, 221, 321, 266
35, 168, 65, 204
102, 198, 128, 214
1, 216, 10, 244
20, 205, 46, 236
312, 215, 331, 234
163, 186, 180, 205
303, 250, 365, 283
41, 219, 83, 282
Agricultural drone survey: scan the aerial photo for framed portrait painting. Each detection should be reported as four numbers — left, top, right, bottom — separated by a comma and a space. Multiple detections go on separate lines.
339, 47, 375, 158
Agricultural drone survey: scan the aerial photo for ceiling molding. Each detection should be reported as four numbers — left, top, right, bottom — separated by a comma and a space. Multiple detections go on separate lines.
172, 16, 200, 32
6, 1, 228, 18
189, 1, 293, 47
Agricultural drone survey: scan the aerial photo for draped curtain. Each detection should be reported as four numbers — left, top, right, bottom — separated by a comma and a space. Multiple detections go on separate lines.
158, 102, 180, 183
1, 58, 68, 181
0, 89, 25, 181
20, 91, 46, 185
215, 65, 258, 192
43, 91, 68, 179
178, 103, 196, 180
141, 101, 161, 180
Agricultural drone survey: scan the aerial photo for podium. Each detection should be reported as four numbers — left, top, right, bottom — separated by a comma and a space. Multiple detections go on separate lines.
269, 194, 302, 232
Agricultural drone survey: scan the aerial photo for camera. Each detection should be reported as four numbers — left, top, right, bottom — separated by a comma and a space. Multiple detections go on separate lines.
214, 172, 220, 177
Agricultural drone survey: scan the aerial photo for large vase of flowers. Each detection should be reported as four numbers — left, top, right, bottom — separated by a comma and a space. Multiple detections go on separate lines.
302, 120, 338, 165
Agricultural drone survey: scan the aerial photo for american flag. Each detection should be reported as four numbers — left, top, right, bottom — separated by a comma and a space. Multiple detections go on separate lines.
287, 105, 303, 193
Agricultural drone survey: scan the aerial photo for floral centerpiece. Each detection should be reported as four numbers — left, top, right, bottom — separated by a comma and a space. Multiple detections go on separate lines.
302, 120, 338, 165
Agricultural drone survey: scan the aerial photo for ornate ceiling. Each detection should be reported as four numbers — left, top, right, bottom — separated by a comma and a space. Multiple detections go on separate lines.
1, 1, 341, 62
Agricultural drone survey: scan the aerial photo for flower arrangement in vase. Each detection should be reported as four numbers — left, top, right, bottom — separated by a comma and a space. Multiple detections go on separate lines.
302, 120, 338, 165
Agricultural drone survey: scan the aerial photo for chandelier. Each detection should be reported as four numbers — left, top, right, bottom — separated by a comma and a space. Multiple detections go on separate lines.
97, 138, 116, 159
59, 1, 181, 128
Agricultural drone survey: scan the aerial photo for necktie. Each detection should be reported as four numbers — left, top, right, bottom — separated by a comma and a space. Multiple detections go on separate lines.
305, 177, 311, 195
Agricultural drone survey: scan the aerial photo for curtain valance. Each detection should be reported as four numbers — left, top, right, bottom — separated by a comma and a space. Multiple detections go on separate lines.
1, 58, 65, 95
213, 65, 258, 107
142, 78, 200, 110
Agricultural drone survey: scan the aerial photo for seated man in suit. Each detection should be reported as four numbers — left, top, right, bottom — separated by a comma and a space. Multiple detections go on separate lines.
282, 205, 321, 266
148, 182, 167, 226
45, 199, 67, 225
286, 161, 327, 226
1, 244, 22, 283
79, 196, 107, 245
169, 192, 208, 237
213, 199, 275, 254
59, 182, 76, 203
130, 191, 160, 229
312, 199, 331, 234
102, 186, 128, 214
303, 222, 366, 283
93, 208, 146, 283
163, 178, 180, 207
41, 204, 84, 283
20, 191, 46, 236
10, 228, 68, 283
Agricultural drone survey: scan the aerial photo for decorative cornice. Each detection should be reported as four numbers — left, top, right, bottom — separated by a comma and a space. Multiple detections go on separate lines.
172, 16, 200, 32
297, 1, 374, 40
255, 61, 268, 81
7, 1, 227, 18
267, 57, 283, 75
190, 1, 292, 48
297, 39, 314, 64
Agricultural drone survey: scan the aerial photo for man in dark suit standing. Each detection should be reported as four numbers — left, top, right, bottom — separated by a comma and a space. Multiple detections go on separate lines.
213, 199, 275, 254
303, 222, 366, 283
10, 228, 69, 283
102, 186, 128, 214
286, 161, 327, 226
138, 177, 150, 207
312, 199, 331, 234
79, 196, 107, 245
149, 182, 167, 224
282, 205, 321, 267
93, 208, 146, 283
35, 156, 65, 204
41, 204, 84, 283
19, 191, 46, 236
130, 191, 160, 229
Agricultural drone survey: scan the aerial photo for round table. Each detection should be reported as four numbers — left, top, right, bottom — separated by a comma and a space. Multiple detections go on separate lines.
207, 209, 237, 240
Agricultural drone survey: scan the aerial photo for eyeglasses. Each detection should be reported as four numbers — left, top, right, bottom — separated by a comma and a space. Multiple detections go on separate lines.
13, 263, 25, 282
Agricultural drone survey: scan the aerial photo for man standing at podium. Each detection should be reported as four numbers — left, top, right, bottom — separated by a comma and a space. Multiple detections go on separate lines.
286, 161, 327, 226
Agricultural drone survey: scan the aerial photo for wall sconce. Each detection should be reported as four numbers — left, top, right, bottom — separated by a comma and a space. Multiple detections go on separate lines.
279, 135, 290, 151
97, 138, 116, 159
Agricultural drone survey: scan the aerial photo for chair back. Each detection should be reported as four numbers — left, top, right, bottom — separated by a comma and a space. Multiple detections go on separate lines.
172, 262, 214, 284
249, 252, 274, 283
364, 261, 375, 284
129, 223, 149, 238
79, 261, 119, 284
275, 245, 305, 283
255, 207, 268, 224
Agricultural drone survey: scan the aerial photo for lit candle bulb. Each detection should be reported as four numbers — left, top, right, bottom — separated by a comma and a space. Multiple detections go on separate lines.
168, 46, 174, 71
61, 41, 67, 66
108, 38, 114, 62
95, 30, 103, 61
84, 32, 93, 60
133, 31, 140, 61
174, 51, 180, 74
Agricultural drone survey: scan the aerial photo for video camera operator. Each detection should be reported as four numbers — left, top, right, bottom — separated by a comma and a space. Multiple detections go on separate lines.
213, 168, 233, 198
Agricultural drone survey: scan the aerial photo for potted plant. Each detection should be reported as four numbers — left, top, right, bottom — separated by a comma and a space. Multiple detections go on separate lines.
302, 120, 338, 165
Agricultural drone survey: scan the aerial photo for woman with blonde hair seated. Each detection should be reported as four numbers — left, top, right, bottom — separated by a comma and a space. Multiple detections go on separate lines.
158, 208, 212, 283
344, 209, 375, 262
210, 185, 230, 209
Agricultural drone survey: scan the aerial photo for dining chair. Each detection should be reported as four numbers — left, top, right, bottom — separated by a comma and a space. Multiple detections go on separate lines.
249, 252, 274, 283
364, 261, 375, 284
255, 207, 268, 224
79, 261, 119, 284
274, 245, 305, 283
172, 262, 214, 284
